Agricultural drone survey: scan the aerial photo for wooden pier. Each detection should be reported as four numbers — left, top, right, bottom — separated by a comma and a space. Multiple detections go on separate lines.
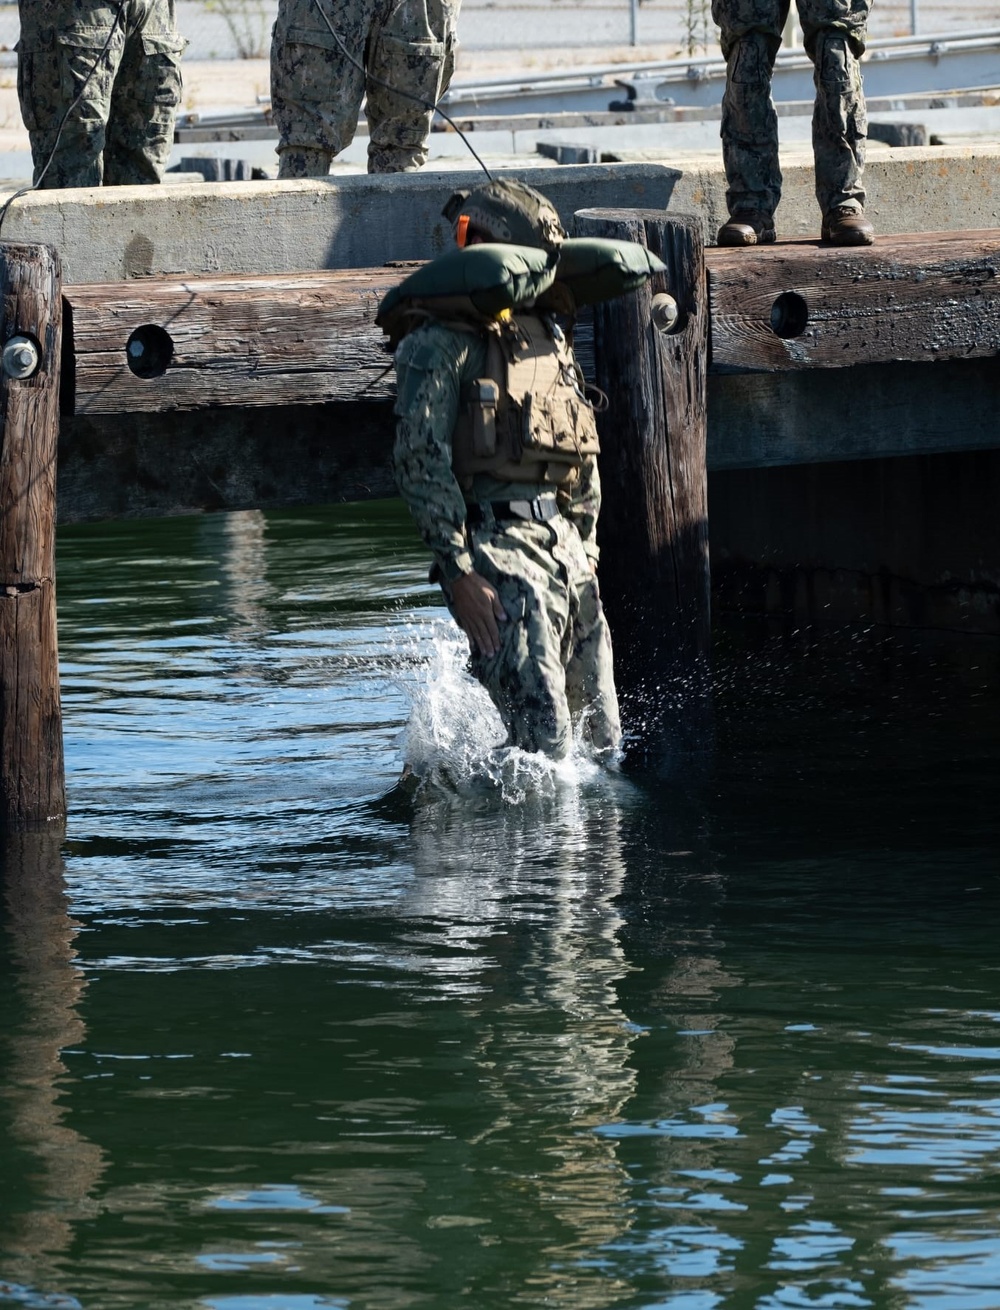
2, 217, 999, 825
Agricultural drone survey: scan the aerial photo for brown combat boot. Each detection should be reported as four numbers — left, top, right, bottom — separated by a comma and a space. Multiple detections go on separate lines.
716, 212, 777, 247
821, 206, 875, 246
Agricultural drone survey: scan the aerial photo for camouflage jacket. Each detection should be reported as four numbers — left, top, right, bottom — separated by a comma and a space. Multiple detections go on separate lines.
392, 319, 602, 581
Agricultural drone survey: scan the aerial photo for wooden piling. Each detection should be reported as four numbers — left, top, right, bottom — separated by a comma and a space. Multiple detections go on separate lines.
0, 243, 66, 830
573, 210, 710, 732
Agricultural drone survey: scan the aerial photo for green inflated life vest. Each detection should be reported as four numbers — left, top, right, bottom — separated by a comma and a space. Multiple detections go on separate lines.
375, 244, 557, 347
375, 238, 667, 345
543, 237, 669, 313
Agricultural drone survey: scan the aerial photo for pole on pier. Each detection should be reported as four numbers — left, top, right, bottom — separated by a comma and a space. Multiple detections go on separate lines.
0, 243, 66, 831
574, 210, 710, 756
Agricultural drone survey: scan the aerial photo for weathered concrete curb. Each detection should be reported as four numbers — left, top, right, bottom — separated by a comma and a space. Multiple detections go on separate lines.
0, 165, 677, 284
2, 147, 999, 284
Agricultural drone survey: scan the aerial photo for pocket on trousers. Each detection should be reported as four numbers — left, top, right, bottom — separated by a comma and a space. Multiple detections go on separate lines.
16, 46, 61, 133
141, 34, 187, 59
282, 21, 350, 53
274, 26, 349, 102
500, 591, 527, 625
369, 33, 446, 89
54, 28, 119, 110
139, 34, 186, 109
730, 37, 772, 84
815, 35, 857, 90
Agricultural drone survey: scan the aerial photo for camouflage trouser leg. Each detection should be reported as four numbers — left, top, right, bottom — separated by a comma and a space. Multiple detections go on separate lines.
270, 0, 375, 174
562, 572, 621, 758
460, 518, 621, 760
713, 0, 869, 218
16, 0, 182, 189
365, 0, 460, 173
718, 31, 783, 218
800, 0, 869, 213
105, 0, 183, 185
17, 0, 122, 187
712, 0, 786, 219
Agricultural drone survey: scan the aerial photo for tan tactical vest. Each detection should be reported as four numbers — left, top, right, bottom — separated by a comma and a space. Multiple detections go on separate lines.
452, 313, 600, 488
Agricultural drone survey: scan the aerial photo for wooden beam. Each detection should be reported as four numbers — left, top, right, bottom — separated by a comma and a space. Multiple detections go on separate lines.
706, 230, 1000, 373
66, 268, 406, 415
64, 230, 1000, 418
575, 209, 711, 748
0, 243, 66, 831
59, 400, 398, 524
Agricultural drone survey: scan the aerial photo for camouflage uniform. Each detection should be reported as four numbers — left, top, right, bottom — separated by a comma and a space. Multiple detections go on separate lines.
713, 0, 870, 219
17, 0, 184, 189
393, 320, 621, 761
270, 0, 459, 177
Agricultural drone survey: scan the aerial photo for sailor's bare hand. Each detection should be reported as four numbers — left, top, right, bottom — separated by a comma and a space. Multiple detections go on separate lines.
450, 570, 508, 656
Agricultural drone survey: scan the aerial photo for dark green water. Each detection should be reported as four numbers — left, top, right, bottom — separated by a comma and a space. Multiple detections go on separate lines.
2, 503, 999, 1310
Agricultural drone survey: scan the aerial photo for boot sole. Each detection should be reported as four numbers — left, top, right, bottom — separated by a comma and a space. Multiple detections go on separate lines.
821, 232, 876, 246
717, 230, 777, 247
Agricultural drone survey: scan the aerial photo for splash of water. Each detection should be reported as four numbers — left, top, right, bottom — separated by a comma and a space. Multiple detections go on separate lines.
393, 618, 608, 804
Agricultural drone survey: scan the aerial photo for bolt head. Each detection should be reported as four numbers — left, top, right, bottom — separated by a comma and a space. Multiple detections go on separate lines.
651, 293, 680, 333
2, 335, 41, 380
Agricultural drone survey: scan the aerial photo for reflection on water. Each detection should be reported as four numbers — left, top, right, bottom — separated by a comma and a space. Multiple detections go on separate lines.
0, 835, 105, 1305
207, 510, 272, 642
0, 502, 998, 1309
404, 792, 638, 1306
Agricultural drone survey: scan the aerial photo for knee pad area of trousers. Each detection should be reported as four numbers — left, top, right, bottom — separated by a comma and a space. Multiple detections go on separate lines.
728, 31, 778, 85
813, 32, 858, 87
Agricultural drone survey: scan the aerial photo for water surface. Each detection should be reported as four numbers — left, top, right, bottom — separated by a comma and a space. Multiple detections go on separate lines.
2, 502, 998, 1310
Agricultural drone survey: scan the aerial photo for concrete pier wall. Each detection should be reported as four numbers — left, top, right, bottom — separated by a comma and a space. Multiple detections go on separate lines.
4, 146, 1000, 282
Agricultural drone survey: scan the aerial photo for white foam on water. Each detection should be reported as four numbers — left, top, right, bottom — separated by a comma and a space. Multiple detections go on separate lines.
393, 618, 610, 804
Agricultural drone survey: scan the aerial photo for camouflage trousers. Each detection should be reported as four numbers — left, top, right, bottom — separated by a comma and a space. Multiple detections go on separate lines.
271, 0, 459, 176
446, 510, 621, 761
712, 0, 870, 218
17, 0, 183, 188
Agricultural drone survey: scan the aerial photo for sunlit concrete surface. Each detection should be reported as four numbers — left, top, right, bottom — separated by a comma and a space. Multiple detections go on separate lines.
0, 147, 997, 284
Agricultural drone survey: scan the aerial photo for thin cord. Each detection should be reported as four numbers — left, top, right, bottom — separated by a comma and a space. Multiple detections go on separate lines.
0, 2, 128, 236
309, 0, 494, 181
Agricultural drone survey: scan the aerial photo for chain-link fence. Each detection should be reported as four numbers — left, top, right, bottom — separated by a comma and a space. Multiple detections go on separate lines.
182, 1, 275, 59
0, 2, 272, 61
0, 0, 986, 66
0, 1, 721, 61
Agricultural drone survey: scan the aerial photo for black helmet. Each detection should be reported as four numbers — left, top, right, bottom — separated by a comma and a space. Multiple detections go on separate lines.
442, 178, 567, 253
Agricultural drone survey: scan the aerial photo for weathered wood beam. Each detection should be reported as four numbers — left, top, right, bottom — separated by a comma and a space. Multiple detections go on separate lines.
575, 208, 711, 754
0, 243, 66, 831
59, 401, 398, 524
66, 268, 405, 415
56, 352, 1000, 524
706, 230, 1000, 373
65, 230, 1000, 418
